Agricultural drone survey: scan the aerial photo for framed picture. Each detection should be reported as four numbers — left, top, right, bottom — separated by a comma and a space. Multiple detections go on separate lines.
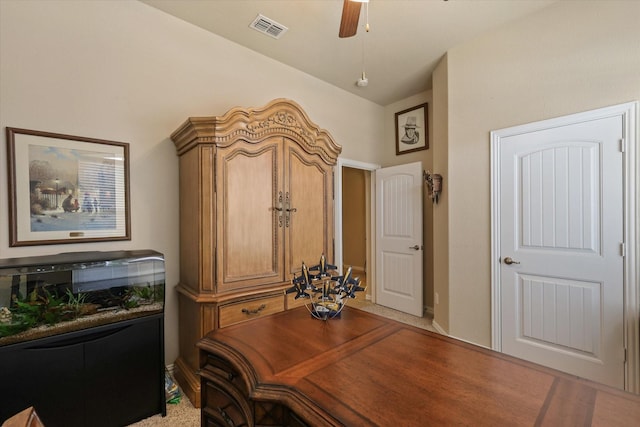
395, 103, 428, 155
6, 127, 131, 246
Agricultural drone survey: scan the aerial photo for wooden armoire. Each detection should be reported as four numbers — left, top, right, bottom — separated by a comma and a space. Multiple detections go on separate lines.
171, 99, 342, 406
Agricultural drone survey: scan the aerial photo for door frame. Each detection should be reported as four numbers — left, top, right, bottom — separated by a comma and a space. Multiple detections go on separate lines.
490, 101, 639, 393
335, 158, 380, 300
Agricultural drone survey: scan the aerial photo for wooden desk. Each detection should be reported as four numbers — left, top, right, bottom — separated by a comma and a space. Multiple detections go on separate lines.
197, 307, 640, 426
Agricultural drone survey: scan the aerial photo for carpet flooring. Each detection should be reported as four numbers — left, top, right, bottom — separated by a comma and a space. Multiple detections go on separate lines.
127, 395, 199, 427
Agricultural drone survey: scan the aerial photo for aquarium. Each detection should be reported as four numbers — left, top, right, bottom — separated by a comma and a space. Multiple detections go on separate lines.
0, 249, 164, 347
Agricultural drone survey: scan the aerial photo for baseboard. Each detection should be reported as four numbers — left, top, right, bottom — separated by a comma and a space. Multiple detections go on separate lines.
431, 319, 448, 336
445, 333, 491, 350
173, 357, 201, 408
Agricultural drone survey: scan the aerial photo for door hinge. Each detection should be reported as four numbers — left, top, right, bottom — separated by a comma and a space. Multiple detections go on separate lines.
619, 138, 625, 153
624, 347, 627, 363
620, 242, 625, 257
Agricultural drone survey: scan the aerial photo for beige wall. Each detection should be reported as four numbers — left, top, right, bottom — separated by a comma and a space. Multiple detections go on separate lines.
432, 55, 449, 332
441, 0, 640, 346
0, 0, 386, 363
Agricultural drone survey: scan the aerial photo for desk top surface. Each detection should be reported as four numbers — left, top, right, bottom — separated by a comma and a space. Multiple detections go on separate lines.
198, 306, 640, 426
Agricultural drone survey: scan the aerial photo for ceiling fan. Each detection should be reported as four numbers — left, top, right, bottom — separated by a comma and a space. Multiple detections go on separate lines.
339, 0, 369, 38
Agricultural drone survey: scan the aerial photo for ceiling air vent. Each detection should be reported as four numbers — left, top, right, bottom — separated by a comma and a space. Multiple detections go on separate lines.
249, 14, 288, 39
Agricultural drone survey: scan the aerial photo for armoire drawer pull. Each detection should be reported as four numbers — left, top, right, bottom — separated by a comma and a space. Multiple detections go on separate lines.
241, 304, 266, 315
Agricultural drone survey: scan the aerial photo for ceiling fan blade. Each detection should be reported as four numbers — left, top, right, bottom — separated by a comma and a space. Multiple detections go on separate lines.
339, 0, 362, 38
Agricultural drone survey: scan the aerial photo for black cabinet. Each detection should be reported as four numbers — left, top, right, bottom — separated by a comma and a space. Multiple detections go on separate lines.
0, 314, 165, 426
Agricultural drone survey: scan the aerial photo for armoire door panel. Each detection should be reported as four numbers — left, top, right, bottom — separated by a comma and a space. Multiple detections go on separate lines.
217, 139, 284, 292
285, 141, 333, 276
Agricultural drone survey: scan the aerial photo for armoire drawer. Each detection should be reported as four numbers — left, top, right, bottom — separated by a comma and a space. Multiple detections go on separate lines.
218, 294, 284, 328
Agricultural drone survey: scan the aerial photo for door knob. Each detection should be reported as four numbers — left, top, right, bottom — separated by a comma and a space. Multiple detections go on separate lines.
409, 245, 422, 250
503, 257, 520, 265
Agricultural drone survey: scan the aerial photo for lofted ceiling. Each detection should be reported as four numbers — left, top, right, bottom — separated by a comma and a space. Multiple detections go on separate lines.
140, 0, 558, 106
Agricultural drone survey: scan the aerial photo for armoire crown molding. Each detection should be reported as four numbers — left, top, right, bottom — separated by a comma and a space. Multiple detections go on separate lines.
171, 98, 342, 165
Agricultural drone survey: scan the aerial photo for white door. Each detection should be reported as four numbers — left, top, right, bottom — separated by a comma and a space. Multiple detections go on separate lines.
375, 162, 423, 316
497, 114, 624, 388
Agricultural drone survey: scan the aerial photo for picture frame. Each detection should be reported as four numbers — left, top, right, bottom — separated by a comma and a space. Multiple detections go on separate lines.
395, 103, 428, 155
6, 127, 131, 246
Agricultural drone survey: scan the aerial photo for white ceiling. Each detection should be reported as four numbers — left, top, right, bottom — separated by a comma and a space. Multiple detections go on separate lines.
140, 0, 558, 106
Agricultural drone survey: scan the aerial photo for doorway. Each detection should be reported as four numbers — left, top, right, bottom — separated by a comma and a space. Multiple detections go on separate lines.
335, 158, 379, 300
336, 159, 425, 318
341, 167, 368, 280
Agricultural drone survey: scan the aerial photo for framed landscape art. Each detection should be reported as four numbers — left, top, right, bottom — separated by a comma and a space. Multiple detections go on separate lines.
6, 127, 131, 246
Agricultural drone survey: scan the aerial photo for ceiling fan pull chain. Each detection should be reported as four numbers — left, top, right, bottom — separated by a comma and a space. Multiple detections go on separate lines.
365, 1, 369, 32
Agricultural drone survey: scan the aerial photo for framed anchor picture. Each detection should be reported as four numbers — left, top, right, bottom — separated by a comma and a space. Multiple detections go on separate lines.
6, 127, 131, 246
395, 103, 428, 155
